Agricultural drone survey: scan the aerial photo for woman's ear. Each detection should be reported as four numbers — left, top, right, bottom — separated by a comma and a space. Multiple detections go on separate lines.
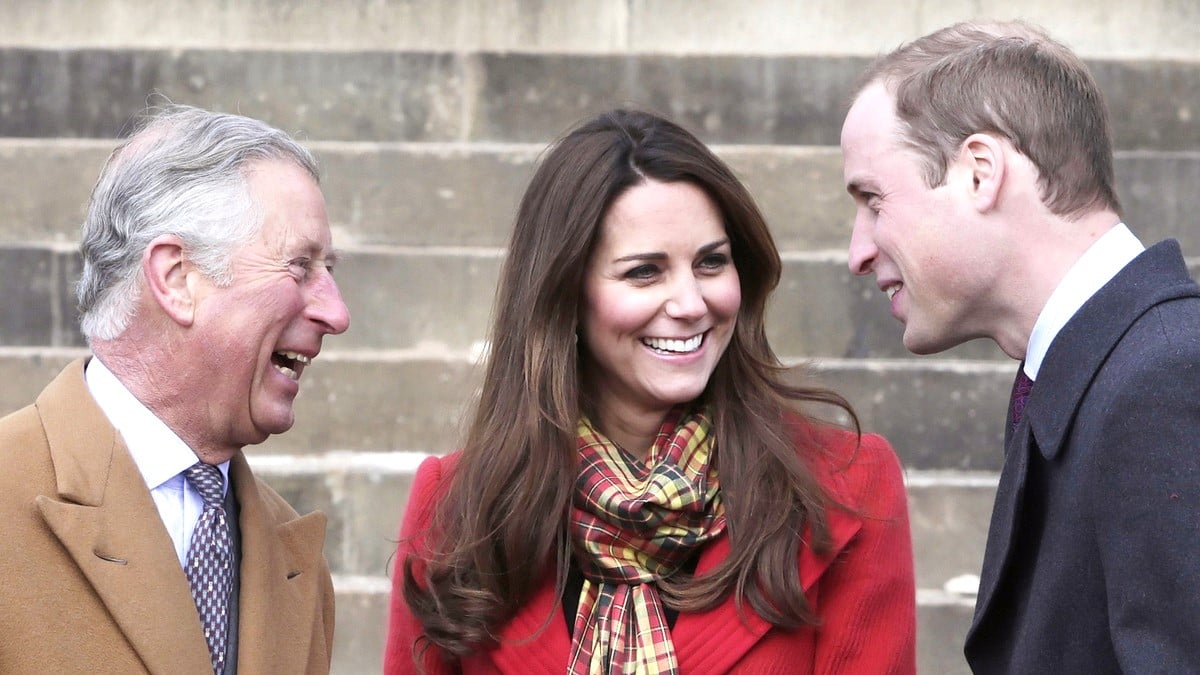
143, 234, 196, 327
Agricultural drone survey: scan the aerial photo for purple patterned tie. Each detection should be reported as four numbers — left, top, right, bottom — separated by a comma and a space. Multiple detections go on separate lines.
1010, 368, 1035, 433
184, 462, 233, 674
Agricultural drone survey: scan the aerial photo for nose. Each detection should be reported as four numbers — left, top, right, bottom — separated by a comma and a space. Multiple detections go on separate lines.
307, 270, 351, 335
664, 274, 706, 321
847, 213, 878, 276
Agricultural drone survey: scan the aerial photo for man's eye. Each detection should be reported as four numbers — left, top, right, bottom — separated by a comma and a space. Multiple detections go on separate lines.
289, 258, 312, 275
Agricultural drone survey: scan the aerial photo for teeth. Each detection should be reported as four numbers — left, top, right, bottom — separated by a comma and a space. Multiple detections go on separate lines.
274, 364, 299, 380
886, 284, 901, 300
643, 334, 703, 354
276, 350, 312, 364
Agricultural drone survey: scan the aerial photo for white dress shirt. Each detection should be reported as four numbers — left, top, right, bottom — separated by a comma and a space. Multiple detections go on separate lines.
85, 357, 231, 566
1024, 223, 1145, 379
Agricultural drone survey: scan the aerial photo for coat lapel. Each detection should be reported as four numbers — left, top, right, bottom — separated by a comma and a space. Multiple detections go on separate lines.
673, 496, 862, 672
34, 359, 213, 673
485, 512, 863, 675
970, 241, 1200, 642
231, 454, 329, 674
968, 416, 1032, 636
485, 479, 864, 673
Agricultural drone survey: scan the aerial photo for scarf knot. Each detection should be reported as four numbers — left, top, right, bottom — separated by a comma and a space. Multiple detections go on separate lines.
568, 406, 725, 675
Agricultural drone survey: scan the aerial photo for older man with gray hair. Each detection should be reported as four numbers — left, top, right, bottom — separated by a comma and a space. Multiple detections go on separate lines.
0, 104, 350, 673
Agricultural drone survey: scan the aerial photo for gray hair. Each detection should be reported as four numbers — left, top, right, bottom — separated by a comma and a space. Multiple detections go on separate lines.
77, 104, 320, 341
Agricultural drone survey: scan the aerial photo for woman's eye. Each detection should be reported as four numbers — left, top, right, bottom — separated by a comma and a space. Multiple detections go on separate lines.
698, 253, 729, 270
624, 264, 658, 281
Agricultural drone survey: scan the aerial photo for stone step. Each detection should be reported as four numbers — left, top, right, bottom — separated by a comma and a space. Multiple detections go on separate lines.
329, 578, 391, 675
916, 593, 976, 675
329, 580, 976, 674
0, 348, 1016, 470
1, 0, 1196, 61
905, 473, 995, 590
0, 49, 1196, 149
8, 239, 1200, 363
0, 243, 1016, 361
0, 349, 1050, 472
4, 140, 1199, 255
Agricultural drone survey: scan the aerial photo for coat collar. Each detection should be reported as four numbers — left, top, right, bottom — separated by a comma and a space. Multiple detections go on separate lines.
35, 358, 214, 673
34, 358, 329, 674
232, 453, 330, 674
1028, 240, 1200, 460
475, 496, 864, 674
970, 240, 1200, 641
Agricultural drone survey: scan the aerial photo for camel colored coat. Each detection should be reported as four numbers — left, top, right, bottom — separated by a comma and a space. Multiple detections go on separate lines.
0, 359, 335, 673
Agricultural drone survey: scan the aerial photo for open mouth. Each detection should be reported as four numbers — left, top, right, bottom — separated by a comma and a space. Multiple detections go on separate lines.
642, 333, 705, 355
885, 283, 902, 300
271, 350, 311, 380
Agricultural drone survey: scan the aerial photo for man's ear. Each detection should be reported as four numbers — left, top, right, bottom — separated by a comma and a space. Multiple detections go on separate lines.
143, 235, 196, 327
959, 133, 1006, 212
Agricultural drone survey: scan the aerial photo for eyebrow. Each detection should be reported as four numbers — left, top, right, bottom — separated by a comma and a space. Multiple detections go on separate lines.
845, 178, 878, 198
286, 239, 342, 268
612, 238, 731, 263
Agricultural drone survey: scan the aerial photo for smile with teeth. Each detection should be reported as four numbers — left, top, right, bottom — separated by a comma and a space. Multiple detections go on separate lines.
642, 333, 704, 354
273, 350, 311, 381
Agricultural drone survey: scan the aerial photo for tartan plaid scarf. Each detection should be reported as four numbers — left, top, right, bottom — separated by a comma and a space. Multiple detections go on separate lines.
567, 406, 726, 675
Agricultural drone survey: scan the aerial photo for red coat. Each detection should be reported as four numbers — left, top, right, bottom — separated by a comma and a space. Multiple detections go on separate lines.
385, 425, 916, 674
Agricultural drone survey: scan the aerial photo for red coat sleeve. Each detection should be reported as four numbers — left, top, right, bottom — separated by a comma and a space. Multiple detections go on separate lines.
383, 455, 460, 675
812, 432, 917, 675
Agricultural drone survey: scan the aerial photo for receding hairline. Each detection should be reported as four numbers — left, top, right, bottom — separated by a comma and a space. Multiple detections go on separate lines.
853, 20, 1064, 97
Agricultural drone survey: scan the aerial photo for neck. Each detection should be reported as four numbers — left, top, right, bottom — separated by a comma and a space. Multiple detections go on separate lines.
587, 402, 669, 461
93, 337, 239, 465
992, 210, 1121, 360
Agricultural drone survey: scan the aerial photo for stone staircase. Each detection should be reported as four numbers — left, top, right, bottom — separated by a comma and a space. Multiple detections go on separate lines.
2, 2, 1197, 672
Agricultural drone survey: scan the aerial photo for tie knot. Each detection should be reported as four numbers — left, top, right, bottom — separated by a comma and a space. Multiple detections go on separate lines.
1014, 370, 1034, 397
184, 462, 225, 508
1010, 369, 1035, 430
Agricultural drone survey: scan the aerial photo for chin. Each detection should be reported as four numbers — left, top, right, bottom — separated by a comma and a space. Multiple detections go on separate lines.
654, 387, 708, 410
252, 410, 297, 438
902, 327, 958, 355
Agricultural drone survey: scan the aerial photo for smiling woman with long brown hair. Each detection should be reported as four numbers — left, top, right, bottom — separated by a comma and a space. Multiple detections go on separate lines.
384, 109, 916, 674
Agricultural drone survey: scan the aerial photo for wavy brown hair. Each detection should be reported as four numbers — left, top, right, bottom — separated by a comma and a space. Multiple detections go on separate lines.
402, 109, 859, 661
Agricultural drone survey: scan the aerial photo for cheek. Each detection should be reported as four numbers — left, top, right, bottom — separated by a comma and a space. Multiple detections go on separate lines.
582, 285, 656, 340
709, 275, 742, 322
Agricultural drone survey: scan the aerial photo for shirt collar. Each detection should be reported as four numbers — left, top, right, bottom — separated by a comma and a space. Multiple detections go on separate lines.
1024, 223, 1144, 379
84, 357, 229, 494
